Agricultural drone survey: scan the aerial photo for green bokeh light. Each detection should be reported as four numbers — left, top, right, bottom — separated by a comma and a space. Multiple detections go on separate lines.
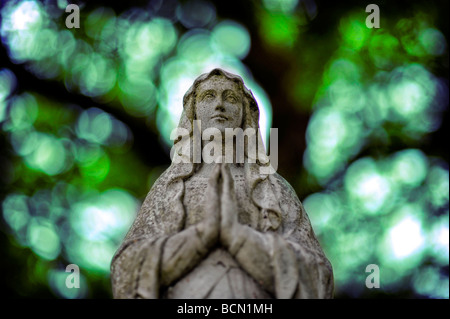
24, 132, 69, 176
212, 20, 251, 59
78, 54, 117, 97
176, 0, 216, 29
118, 75, 158, 117
8, 93, 38, 130
426, 165, 449, 208
389, 149, 428, 187
76, 108, 113, 145
263, 0, 299, 14
27, 217, 61, 260
304, 107, 364, 183
178, 29, 214, 62
413, 266, 449, 299
2, 194, 31, 231
395, 17, 446, 58
48, 269, 88, 299
368, 32, 401, 69
303, 192, 341, 235
122, 18, 177, 61
259, 11, 299, 48
66, 239, 118, 274
70, 189, 137, 243
389, 64, 436, 119
7, 1, 45, 31
344, 158, 394, 215
85, 7, 116, 41
57, 37, 83, 67
78, 149, 110, 183
324, 58, 362, 85
339, 14, 371, 50
0, 68, 17, 105
429, 214, 449, 265
305, 16, 448, 291
418, 28, 447, 56
387, 211, 425, 259
1, 1, 46, 62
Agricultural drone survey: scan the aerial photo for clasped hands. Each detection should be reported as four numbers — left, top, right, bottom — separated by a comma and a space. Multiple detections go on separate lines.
196, 162, 244, 254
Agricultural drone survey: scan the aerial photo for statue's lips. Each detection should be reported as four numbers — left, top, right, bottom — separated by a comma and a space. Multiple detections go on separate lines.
211, 115, 228, 120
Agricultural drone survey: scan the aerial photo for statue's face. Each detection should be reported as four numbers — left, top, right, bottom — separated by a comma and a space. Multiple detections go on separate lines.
195, 75, 244, 133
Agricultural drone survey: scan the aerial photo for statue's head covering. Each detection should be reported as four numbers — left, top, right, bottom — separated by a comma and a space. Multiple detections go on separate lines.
164, 68, 282, 234
171, 68, 268, 164
179, 68, 260, 136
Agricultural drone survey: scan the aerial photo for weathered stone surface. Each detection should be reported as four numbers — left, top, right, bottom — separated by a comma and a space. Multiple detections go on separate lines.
110, 68, 334, 299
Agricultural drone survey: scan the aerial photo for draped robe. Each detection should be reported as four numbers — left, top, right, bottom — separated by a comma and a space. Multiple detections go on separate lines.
111, 163, 334, 299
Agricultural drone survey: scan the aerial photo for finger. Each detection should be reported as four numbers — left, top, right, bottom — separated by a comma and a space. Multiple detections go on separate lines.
206, 164, 222, 201
220, 164, 238, 223
220, 163, 233, 195
208, 163, 222, 186
205, 165, 221, 210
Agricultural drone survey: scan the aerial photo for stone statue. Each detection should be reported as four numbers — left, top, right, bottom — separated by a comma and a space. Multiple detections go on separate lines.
110, 68, 333, 299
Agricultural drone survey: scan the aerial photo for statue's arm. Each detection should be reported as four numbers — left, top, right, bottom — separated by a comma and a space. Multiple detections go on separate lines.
159, 213, 218, 287
220, 166, 333, 298
112, 216, 218, 297
112, 165, 221, 297
223, 220, 333, 298
221, 219, 298, 297
160, 164, 222, 286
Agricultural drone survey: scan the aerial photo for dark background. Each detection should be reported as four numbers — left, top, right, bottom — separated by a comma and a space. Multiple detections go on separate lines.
0, 0, 448, 299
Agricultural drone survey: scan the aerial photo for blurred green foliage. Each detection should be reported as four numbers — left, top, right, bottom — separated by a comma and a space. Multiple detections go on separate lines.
0, 0, 448, 298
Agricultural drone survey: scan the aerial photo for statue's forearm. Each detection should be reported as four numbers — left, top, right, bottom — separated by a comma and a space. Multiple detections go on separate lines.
228, 225, 312, 298
227, 225, 277, 295
230, 225, 334, 298
159, 224, 212, 287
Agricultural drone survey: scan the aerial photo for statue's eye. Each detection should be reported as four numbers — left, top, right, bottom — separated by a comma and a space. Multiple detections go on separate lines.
204, 93, 215, 100
226, 96, 237, 103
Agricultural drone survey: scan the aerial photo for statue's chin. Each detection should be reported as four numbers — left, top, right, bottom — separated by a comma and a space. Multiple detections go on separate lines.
204, 124, 239, 135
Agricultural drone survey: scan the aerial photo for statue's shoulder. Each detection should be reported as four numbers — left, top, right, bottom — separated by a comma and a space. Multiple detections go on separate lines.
269, 172, 301, 202
150, 166, 172, 189
139, 166, 175, 210
144, 164, 183, 194
268, 172, 308, 224
141, 163, 192, 206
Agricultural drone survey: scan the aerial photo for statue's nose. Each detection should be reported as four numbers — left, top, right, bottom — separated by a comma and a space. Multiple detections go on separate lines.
214, 101, 225, 112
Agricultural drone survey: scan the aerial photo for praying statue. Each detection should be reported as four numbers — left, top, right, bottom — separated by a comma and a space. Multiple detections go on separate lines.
110, 68, 334, 299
